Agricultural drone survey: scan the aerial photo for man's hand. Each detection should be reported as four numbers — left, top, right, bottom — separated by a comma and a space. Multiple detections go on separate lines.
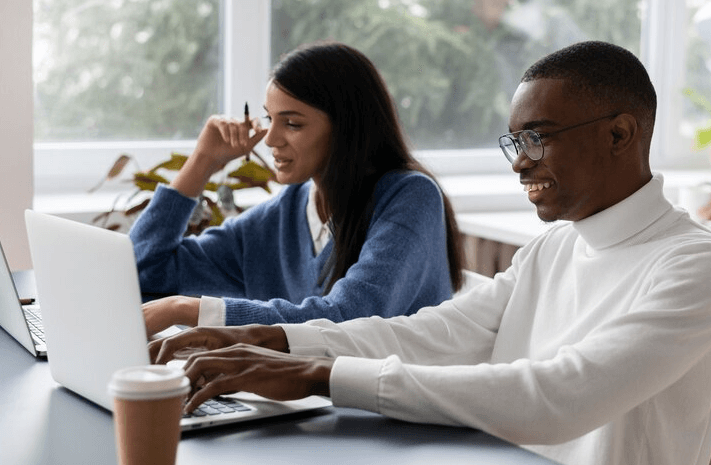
142, 295, 200, 337
149, 324, 290, 364
180, 344, 333, 413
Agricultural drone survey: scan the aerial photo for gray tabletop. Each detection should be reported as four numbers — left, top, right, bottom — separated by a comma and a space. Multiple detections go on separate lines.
0, 327, 559, 465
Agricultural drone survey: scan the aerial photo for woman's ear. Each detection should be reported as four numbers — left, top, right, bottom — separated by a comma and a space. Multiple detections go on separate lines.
609, 114, 638, 156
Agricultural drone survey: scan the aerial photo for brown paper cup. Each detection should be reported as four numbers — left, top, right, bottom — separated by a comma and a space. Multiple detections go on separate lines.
108, 365, 190, 465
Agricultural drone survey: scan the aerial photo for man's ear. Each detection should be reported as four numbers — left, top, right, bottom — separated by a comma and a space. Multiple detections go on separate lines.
609, 114, 638, 155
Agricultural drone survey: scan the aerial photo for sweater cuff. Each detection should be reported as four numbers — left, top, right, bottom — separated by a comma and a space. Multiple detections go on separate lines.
279, 323, 329, 356
154, 183, 199, 206
160, 183, 199, 201
330, 356, 383, 413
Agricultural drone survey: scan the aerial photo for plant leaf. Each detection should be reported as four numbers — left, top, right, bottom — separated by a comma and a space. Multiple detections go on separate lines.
88, 153, 133, 193
226, 160, 276, 192
124, 198, 151, 216
133, 172, 169, 191
148, 153, 188, 173
683, 87, 711, 115
695, 125, 711, 150
227, 160, 276, 184
204, 196, 225, 226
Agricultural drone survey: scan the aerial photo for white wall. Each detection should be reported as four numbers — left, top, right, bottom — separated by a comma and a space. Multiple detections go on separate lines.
0, 2, 33, 270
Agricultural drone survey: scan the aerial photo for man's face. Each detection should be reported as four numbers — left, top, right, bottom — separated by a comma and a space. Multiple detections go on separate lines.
508, 78, 617, 222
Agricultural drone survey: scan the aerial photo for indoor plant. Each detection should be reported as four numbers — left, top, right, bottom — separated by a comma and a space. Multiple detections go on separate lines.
90, 150, 277, 234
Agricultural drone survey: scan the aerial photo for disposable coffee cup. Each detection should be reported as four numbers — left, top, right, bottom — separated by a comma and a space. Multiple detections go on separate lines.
108, 365, 190, 465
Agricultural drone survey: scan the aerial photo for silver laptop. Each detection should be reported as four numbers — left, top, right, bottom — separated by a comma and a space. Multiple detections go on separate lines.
24, 209, 331, 431
0, 241, 46, 357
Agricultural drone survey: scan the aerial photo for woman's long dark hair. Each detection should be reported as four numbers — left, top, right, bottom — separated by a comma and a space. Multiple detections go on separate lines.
271, 41, 464, 293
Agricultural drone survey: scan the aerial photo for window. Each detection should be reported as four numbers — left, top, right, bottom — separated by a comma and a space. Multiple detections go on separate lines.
32, 0, 707, 198
681, 0, 711, 166
272, 0, 641, 151
33, 0, 222, 142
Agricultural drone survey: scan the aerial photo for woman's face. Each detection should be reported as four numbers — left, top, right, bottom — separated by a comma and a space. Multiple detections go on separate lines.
263, 82, 332, 186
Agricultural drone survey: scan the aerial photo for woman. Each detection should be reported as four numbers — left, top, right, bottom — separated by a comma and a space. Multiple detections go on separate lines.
130, 41, 464, 336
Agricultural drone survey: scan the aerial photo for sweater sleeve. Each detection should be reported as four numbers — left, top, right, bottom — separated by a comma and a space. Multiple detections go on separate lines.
223, 172, 454, 325
128, 184, 248, 298
288, 241, 711, 446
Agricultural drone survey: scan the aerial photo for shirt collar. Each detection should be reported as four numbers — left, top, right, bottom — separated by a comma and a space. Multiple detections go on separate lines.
306, 181, 331, 253
572, 173, 673, 250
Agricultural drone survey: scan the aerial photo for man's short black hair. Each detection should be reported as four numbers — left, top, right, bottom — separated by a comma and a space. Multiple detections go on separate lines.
522, 41, 656, 147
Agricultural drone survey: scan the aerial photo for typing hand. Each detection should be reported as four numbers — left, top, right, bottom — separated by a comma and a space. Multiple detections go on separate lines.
180, 343, 333, 413
149, 325, 290, 365
142, 296, 200, 337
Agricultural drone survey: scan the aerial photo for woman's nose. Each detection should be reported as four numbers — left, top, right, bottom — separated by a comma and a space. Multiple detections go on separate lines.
264, 125, 280, 148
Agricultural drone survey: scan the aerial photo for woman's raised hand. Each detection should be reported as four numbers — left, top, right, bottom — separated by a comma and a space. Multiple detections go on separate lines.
171, 115, 268, 198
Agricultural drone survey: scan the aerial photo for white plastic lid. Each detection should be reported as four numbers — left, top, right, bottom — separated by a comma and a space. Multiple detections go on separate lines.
107, 365, 191, 400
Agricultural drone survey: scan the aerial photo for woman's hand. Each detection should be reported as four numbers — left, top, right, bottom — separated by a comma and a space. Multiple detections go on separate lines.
171, 115, 268, 198
142, 295, 200, 337
148, 324, 290, 364
179, 343, 333, 413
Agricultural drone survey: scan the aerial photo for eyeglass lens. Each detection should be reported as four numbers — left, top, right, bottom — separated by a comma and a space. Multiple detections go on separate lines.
499, 136, 518, 163
499, 130, 544, 163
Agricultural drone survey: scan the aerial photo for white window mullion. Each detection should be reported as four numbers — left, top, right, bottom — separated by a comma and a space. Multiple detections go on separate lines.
224, 0, 272, 118
641, 0, 693, 168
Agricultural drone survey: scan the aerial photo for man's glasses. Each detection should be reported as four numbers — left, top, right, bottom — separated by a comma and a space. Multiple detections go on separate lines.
498, 113, 619, 164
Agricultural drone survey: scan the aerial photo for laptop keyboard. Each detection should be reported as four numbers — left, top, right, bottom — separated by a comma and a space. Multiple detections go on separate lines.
23, 305, 45, 343
17, 304, 249, 418
183, 396, 252, 419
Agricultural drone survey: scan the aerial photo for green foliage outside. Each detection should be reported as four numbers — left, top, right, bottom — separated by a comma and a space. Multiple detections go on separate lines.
683, 6, 711, 155
272, 0, 641, 149
33, 0, 222, 141
34, 0, 642, 150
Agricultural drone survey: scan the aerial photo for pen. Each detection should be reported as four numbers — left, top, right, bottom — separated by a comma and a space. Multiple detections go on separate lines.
244, 102, 250, 161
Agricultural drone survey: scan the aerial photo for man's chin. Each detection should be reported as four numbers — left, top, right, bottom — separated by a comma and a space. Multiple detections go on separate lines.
533, 205, 560, 223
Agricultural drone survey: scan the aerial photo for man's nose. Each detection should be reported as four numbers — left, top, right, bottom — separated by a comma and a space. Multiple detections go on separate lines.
511, 151, 536, 173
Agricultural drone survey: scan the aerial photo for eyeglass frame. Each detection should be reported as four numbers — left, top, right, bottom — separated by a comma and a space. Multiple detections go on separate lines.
498, 113, 620, 164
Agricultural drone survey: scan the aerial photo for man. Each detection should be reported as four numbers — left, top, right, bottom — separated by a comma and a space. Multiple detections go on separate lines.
149, 41, 711, 465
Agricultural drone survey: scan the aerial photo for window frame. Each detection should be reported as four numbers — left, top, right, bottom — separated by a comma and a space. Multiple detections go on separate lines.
641, 0, 702, 169
33, 0, 703, 197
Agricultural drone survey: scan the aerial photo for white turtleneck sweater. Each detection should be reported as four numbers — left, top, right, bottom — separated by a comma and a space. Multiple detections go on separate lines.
282, 173, 711, 465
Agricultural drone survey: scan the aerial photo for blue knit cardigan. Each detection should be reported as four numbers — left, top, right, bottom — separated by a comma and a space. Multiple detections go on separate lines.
129, 170, 453, 326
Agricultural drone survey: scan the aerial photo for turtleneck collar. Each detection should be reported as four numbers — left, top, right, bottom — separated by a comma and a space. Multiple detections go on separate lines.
572, 173, 673, 250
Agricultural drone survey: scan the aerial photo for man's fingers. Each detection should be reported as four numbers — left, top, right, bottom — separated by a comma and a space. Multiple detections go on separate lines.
184, 372, 242, 413
183, 353, 239, 384
152, 336, 184, 364
152, 331, 207, 364
147, 338, 163, 363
